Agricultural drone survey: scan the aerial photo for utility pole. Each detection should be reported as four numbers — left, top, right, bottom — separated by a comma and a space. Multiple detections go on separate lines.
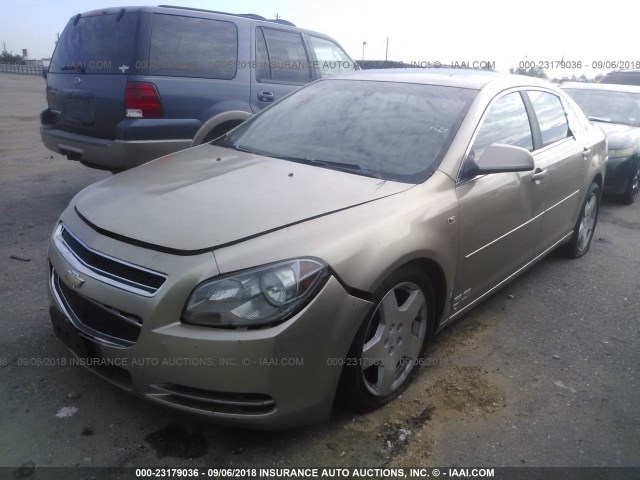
385, 37, 389, 61
362, 41, 367, 62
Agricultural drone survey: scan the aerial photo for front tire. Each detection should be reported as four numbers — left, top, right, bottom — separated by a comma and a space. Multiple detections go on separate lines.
562, 182, 600, 258
620, 161, 640, 205
338, 266, 434, 412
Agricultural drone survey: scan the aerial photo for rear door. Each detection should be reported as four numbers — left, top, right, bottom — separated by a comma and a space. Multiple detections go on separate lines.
524, 90, 589, 254
46, 9, 143, 140
250, 27, 312, 113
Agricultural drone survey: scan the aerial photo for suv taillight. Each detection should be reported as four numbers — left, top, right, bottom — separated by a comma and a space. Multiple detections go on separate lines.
125, 82, 162, 118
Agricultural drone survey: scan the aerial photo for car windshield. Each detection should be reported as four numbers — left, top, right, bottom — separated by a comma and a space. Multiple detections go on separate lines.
563, 88, 640, 127
50, 11, 140, 74
224, 79, 477, 183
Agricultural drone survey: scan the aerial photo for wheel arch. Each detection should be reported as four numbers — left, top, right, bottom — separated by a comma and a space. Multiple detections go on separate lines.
592, 172, 603, 193
404, 258, 447, 334
364, 257, 448, 335
191, 110, 252, 146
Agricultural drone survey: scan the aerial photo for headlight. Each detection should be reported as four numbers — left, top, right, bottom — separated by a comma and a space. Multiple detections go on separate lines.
608, 147, 634, 158
182, 258, 329, 328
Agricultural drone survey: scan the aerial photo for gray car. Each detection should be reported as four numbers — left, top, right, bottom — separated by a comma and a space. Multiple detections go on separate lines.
561, 82, 640, 204
47, 69, 606, 428
40, 5, 356, 171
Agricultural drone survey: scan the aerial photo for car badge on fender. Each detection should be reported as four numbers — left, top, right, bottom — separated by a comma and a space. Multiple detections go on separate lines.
72, 77, 81, 86
64, 270, 85, 289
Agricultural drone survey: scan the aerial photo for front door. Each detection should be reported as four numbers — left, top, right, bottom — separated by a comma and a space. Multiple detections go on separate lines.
453, 91, 547, 314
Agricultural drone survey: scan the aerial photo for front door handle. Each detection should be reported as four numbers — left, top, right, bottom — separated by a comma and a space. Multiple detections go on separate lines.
258, 91, 274, 102
531, 168, 548, 184
583, 147, 591, 160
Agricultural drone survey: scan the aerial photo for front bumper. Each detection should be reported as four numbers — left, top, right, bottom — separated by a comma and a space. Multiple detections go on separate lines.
47, 217, 372, 428
604, 156, 636, 195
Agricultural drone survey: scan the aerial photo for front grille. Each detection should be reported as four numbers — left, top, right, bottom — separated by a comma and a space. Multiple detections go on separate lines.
58, 224, 166, 295
149, 383, 276, 415
53, 270, 142, 346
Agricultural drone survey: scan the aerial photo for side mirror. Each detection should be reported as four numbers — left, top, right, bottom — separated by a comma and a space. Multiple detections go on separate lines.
463, 143, 534, 179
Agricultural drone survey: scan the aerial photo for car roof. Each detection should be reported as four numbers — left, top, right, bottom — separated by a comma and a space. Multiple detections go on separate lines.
332, 68, 560, 91
79, 5, 298, 28
561, 82, 640, 94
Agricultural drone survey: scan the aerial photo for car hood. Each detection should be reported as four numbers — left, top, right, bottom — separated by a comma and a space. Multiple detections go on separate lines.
74, 144, 414, 252
595, 122, 640, 150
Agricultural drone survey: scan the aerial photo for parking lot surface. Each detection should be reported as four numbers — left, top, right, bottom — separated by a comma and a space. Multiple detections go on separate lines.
0, 73, 638, 470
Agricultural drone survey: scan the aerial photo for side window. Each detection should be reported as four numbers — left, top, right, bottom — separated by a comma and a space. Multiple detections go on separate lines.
256, 27, 311, 84
471, 92, 533, 161
308, 36, 355, 77
150, 15, 237, 79
527, 91, 570, 146
255, 28, 271, 82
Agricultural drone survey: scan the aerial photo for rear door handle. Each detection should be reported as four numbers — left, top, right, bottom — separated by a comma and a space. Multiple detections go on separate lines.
258, 91, 274, 102
531, 168, 548, 184
583, 147, 591, 159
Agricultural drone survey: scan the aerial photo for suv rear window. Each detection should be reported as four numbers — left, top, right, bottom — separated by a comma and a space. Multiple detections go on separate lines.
50, 11, 140, 74
149, 14, 238, 79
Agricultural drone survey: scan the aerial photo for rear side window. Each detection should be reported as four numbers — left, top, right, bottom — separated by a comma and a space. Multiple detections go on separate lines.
255, 27, 311, 84
50, 12, 140, 74
471, 92, 533, 159
308, 36, 355, 77
527, 91, 570, 146
149, 14, 237, 79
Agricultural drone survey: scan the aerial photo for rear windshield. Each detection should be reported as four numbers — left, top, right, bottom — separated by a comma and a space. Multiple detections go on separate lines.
225, 79, 477, 183
50, 11, 140, 74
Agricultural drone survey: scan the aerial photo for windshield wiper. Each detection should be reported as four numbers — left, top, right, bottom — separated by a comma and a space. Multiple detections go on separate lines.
309, 159, 385, 179
266, 155, 384, 179
588, 116, 616, 124
211, 136, 258, 155
210, 143, 386, 180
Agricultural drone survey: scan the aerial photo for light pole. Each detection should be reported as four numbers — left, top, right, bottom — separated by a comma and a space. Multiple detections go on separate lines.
362, 41, 367, 62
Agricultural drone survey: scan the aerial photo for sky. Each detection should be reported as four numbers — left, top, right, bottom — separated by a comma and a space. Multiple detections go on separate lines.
1, 0, 639, 79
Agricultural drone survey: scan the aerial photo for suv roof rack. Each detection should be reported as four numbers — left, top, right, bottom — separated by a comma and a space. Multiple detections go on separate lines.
157, 5, 296, 26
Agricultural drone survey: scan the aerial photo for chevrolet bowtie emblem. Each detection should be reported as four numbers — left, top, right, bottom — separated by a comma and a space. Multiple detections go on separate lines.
64, 270, 85, 289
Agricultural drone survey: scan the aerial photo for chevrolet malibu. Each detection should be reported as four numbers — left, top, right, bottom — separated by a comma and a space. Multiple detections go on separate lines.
48, 70, 607, 428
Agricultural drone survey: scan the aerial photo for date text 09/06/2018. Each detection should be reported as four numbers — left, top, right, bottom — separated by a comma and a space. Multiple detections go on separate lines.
134, 467, 495, 478
519, 60, 640, 70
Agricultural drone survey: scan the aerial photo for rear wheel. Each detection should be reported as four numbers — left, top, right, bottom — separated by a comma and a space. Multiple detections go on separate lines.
562, 182, 600, 258
620, 161, 640, 205
338, 267, 434, 412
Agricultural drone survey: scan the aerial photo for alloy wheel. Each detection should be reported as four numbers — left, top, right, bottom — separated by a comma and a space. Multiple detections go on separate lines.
361, 282, 428, 396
